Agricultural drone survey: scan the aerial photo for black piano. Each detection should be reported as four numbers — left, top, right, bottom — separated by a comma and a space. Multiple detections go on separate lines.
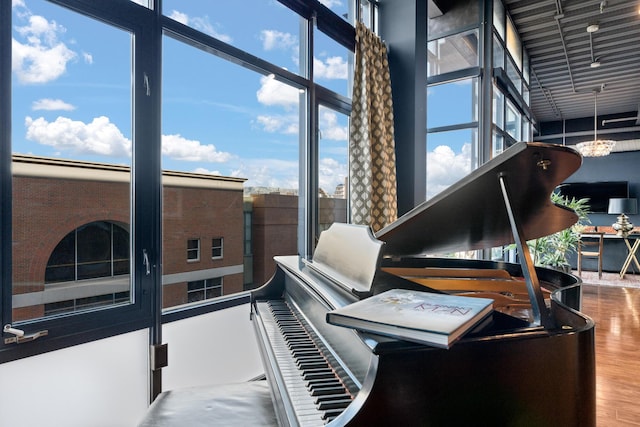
250, 142, 595, 426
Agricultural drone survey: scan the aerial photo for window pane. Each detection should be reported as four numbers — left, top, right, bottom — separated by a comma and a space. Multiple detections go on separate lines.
162, 0, 303, 76
11, 1, 132, 322
493, 0, 505, 39
493, 84, 504, 129
506, 56, 522, 95
426, 128, 477, 200
505, 100, 521, 141
162, 35, 300, 309
428, 29, 479, 77
493, 34, 504, 69
492, 130, 505, 157
314, 27, 351, 98
427, 78, 478, 128
318, 104, 348, 236
506, 16, 522, 71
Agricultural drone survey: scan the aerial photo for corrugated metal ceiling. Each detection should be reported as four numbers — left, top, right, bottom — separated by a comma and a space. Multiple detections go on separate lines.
504, 0, 640, 123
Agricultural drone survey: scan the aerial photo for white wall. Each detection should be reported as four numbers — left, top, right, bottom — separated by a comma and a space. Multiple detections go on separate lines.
0, 329, 149, 427
162, 303, 263, 390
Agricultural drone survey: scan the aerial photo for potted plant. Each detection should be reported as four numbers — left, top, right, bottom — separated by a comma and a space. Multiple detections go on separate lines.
526, 193, 591, 272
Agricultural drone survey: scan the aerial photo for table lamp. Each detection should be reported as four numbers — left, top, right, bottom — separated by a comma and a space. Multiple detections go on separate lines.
608, 198, 637, 237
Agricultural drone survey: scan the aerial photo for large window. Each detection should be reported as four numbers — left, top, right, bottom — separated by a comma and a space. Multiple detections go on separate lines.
317, 104, 349, 236
427, 29, 479, 77
9, 0, 134, 325
1, 0, 358, 362
426, 78, 479, 200
45, 221, 129, 283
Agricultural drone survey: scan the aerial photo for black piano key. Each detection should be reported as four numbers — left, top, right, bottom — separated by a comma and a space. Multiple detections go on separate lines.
306, 379, 343, 390
310, 385, 346, 397
303, 371, 335, 381
317, 398, 352, 411
298, 361, 329, 370
322, 408, 347, 421
314, 393, 351, 404
291, 348, 320, 358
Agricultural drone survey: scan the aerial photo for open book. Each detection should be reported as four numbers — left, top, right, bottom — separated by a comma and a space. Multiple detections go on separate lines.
326, 289, 493, 349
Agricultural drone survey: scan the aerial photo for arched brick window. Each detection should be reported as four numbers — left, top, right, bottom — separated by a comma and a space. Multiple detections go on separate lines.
45, 221, 130, 283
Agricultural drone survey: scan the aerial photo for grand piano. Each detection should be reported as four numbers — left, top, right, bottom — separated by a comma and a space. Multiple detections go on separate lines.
250, 142, 595, 426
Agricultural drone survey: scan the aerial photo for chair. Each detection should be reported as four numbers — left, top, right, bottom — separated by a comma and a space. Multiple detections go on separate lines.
578, 232, 604, 279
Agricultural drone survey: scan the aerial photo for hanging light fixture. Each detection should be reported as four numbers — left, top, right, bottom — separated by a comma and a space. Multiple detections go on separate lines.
575, 89, 615, 157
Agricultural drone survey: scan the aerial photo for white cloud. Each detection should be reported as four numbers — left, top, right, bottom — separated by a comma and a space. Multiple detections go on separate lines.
319, 110, 348, 141
169, 10, 188, 24
25, 115, 131, 157
193, 167, 223, 176
168, 10, 232, 43
318, 0, 343, 8
12, 14, 77, 84
426, 143, 472, 199
314, 56, 348, 80
83, 51, 93, 64
261, 30, 297, 51
32, 98, 75, 111
255, 114, 298, 135
318, 157, 347, 195
162, 134, 233, 163
231, 158, 298, 189
256, 75, 300, 108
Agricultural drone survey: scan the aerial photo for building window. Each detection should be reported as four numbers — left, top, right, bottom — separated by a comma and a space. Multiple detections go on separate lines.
44, 292, 130, 316
45, 221, 130, 284
187, 277, 223, 303
211, 237, 223, 259
187, 239, 200, 262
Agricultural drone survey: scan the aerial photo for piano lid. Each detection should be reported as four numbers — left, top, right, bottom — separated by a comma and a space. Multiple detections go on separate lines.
376, 142, 582, 257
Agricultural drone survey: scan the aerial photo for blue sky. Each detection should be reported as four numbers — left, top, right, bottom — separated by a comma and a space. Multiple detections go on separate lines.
11, 0, 471, 198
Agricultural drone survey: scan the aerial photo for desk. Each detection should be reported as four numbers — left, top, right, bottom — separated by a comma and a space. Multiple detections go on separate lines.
619, 234, 640, 279
580, 233, 640, 279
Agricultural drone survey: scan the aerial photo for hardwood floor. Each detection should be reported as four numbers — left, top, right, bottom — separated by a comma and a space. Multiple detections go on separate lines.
581, 282, 640, 426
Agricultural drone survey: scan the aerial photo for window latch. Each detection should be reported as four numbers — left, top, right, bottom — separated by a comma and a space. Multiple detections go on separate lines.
3, 324, 48, 344
143, 249, 151, 275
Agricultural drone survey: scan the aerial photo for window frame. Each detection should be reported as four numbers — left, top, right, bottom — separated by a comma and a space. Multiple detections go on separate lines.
187, 277, 223, 303
187, 238, 201, 262
211, 237, 223, 260
0, 0, 157, 364
1, 0, 359, 364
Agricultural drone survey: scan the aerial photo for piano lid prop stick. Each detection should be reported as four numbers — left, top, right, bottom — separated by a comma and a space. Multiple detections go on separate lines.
498, 173, 555, 329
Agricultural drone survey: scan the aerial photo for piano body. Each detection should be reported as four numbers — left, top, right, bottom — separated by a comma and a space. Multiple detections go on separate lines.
251, 142, 595, 426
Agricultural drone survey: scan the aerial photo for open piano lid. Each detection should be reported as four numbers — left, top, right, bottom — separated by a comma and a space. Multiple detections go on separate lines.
375, 142, 582, 257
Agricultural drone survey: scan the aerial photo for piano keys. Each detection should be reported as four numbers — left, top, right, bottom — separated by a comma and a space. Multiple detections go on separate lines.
251, 142, 595, 426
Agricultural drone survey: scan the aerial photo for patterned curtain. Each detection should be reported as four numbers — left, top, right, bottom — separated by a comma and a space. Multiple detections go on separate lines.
349, 21, 398, 233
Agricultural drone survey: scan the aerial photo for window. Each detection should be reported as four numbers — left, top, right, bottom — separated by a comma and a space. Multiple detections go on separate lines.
211, 238, 223, 259
45, 222, 130, 283
9, 0, 136, 326
2, 0, 158, 363
2, 0, 357, 362
317, 104, 349, 237
187, 239, 200, 262
187, 278, 223, 303
427, 29, 479, 77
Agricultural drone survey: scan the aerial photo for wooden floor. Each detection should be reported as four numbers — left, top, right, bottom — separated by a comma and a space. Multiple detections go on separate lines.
581, 281, 640, 426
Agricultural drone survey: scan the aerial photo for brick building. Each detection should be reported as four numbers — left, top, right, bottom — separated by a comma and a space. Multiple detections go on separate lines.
11, 155, 246, 321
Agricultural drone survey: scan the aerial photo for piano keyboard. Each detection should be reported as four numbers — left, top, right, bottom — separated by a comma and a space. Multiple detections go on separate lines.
256, 300, 355, 426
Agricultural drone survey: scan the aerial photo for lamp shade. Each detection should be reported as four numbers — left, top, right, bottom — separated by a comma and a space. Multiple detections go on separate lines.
608, 198, 638, 215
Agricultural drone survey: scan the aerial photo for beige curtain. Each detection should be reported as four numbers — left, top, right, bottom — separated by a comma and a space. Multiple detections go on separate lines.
349, 21, 398, 232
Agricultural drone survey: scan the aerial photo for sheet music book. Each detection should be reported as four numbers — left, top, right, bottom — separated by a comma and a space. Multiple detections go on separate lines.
326, 289, 493, 349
